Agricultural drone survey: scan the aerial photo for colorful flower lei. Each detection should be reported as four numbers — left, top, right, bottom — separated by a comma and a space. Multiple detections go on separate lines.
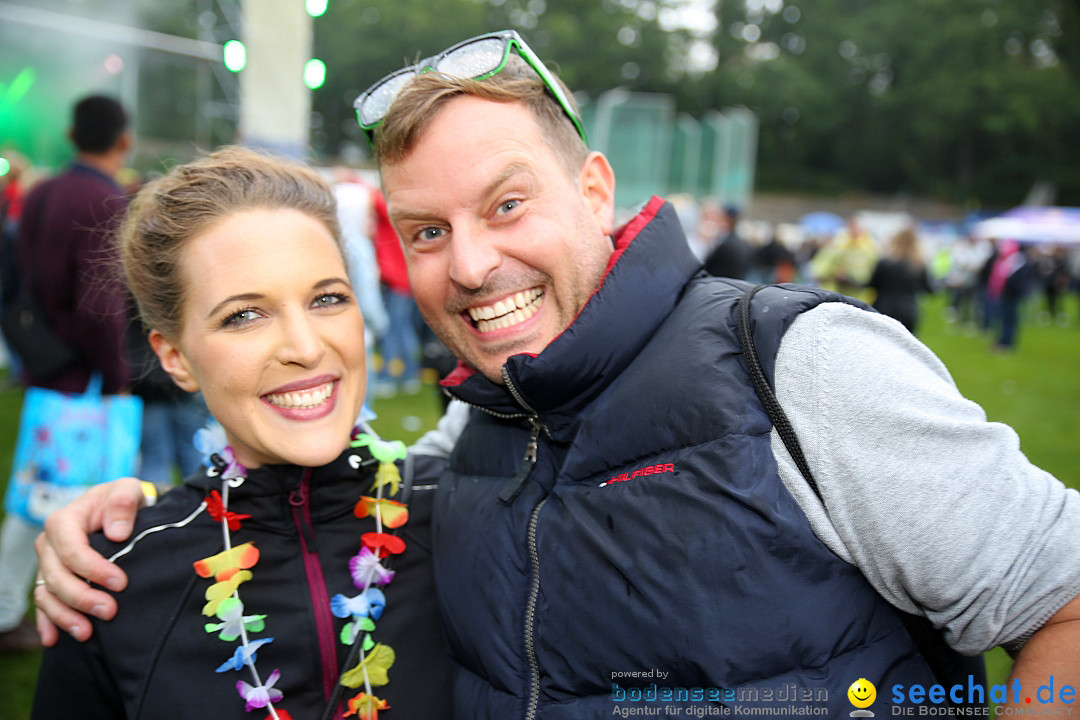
192, 421, 409, 719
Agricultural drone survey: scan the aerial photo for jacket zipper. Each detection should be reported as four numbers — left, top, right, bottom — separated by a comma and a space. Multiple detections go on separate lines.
500, 365, 548, 719
498, 417, 540, 503
289, 470, 342, 716
446, 368, 546, 503
450, 367, 549, 715
523, 497, 548, 720
497, 366, 545, 503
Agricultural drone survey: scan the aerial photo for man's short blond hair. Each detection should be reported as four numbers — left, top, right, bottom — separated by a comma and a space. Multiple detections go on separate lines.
374, 55, 588, 177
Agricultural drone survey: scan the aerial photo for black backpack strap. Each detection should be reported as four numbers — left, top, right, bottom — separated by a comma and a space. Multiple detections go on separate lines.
736, 285, 822, 499
736, 284, 983, 697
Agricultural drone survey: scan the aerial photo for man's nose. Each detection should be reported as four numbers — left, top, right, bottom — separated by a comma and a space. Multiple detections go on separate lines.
447, 225, 502, 291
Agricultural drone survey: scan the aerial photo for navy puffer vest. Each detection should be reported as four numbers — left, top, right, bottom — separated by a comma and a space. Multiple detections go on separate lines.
436, 198, 938, 719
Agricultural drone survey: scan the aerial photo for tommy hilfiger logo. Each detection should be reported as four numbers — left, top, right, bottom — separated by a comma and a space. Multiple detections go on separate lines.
599, 463, 676, 487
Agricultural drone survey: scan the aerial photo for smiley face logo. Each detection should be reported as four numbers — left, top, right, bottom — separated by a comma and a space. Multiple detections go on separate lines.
848, 678, 877, 709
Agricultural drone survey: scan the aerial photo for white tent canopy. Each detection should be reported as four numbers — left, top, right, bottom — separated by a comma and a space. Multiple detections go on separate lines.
972, 206, 1080, 244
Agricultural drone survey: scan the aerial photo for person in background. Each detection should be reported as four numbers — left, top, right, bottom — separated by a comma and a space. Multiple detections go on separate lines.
372, 188, 422, 397
867, 227, 932, 335
986, 239, 1034, 351
810, 215, 879, 299
0, 150, 28, 303
0, 96, 133, 653
332, 167, 390, 398
0, 153, 25, 235
943, 233, 992, 330
1070, 247, 1080, 325
0, 150, 29, 376
752, 229, 797, 285
1033, 245, 1070, 326
703, 203, 752, 279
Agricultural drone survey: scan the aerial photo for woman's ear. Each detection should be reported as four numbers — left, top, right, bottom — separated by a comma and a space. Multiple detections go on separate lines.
579, 151, 616, 237
148, 329, 199, 393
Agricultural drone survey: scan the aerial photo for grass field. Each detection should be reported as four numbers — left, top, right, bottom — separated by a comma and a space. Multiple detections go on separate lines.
0, 291, 1077, 718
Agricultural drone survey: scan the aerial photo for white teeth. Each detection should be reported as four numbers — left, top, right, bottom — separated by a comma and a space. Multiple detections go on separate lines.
468, 288, 544, 333
266, 382, 333, 409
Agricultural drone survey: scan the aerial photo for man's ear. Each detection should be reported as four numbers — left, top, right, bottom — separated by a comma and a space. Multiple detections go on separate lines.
579, 151, 616, 237
116, 130, 133, 155
148, 329, 199, 393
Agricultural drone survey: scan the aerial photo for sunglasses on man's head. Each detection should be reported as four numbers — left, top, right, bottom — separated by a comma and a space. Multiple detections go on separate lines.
353, 30, 588, 146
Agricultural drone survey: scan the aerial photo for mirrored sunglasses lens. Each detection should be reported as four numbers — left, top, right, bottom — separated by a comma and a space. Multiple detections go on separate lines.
437, 37, 507, 78
358, 71, 416, 126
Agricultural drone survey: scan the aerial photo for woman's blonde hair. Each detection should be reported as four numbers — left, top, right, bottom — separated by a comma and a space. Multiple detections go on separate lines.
886, 227, 925, 268
119, 146, 340, 340
374, 54, 588, 177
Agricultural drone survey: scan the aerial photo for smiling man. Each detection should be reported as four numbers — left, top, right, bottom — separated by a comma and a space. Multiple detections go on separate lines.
379, 93, 614, 383
34, 30, 1080, 720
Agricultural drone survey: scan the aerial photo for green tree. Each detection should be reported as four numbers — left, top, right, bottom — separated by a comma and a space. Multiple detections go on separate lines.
310, 0, 492, 158
703, 0, 1080, 205
311, 0, 689, 161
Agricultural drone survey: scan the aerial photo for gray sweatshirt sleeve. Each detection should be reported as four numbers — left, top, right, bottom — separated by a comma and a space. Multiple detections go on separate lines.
772, 301, 1080, 654
408, 399, 470, 459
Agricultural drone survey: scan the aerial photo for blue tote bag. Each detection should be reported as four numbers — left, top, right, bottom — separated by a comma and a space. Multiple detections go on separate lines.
4, 375, 143, 524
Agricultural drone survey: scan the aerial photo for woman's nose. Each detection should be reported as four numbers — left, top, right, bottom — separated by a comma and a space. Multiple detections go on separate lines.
275, 311, 326, 367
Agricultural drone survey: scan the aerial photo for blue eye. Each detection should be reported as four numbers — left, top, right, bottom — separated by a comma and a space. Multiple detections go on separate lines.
313, 292, 349, 308
408, 226, 447, 251
221, 308, 259, 328
497, 199, 520, 215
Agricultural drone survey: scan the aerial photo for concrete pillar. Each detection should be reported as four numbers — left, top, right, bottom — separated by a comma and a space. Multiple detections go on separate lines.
238, 0, 312, 158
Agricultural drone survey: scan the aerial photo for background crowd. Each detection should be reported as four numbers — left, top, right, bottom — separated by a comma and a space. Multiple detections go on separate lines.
674, 194, 1080, 350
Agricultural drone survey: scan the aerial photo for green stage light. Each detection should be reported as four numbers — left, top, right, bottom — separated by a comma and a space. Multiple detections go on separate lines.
304, 58, 326, 89
3, 67, 36, 104
223, 40, 247, 72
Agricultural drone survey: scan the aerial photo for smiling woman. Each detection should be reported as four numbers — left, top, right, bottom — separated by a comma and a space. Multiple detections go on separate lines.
149, 206, 367, 469
30, 146, 452, 719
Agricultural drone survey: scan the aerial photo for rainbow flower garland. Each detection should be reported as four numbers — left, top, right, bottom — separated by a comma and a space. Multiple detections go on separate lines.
192, 422, 409, 719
